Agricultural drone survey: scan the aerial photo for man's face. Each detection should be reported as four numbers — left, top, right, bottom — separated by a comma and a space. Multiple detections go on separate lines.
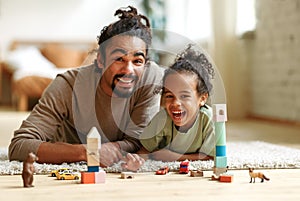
98, 35, 147, 98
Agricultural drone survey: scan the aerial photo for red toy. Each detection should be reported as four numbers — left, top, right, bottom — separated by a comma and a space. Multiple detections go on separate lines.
156, 166, 169, 175
219, 174, 233, 183
179, 161, 189, 174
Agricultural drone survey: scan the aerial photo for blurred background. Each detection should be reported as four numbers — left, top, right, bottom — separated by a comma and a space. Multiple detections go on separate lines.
0, 0, 299, 125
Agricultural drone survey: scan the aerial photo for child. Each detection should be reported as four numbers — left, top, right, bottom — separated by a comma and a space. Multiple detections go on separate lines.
138, 44, 215, 162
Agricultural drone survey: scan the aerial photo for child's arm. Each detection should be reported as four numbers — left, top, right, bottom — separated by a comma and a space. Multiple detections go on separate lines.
136, 146, 151, 160
150, 149, 213, 161
121, 153, 145, 172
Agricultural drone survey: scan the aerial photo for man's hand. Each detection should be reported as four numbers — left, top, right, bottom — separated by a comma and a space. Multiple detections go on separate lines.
99, 142, 123, 167
121, 153, 145, 172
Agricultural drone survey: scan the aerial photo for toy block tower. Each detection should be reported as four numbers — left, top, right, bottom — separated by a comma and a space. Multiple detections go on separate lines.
213, 104, 228, 176
87, 127, 101, 172
81, 127, 106, 184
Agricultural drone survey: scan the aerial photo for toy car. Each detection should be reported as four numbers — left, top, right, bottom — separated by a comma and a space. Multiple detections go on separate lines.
156, 166, 169, 175
50, 168, 69, 177
56, 170, 80, 180
179, 161, 189, 174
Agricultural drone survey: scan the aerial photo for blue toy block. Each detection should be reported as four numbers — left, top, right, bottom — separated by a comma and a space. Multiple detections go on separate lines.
215, 156, 227, 168
88, 166, 99, 172
216, 145, 226, 156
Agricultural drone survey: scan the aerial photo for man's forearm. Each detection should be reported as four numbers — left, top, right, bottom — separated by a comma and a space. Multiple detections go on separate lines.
36, 142, 87, 164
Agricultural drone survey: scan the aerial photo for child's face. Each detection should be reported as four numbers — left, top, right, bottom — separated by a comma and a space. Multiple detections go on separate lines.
163, 72, 208, 131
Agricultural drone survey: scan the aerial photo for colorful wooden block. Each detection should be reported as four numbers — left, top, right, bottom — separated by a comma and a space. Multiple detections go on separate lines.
88, 166, 99, 172
211, 174, 220, 181
213, 167, 228, 176
190, 170, 204, 177
219, 174, 233, 183
81, 171, 106, 184
216, 145, 226, 156
215, 156, 227, 168
81, 172, 95, 184
120, 172, 135, 179
214, 122, 227, 145
213, 104, 227, 122
95, 170, 106, 183
87, 127, 101, 167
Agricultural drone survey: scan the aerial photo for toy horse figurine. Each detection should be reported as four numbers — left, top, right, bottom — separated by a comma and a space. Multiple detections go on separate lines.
249, 168, 270, 183
22, 152, 38, 187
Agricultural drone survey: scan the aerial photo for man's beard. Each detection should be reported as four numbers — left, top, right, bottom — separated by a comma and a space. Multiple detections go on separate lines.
111, 74, 138, 98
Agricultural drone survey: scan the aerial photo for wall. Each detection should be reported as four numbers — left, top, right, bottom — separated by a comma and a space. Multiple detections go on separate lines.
250, 0, 300, 121
0, 0, 141, 58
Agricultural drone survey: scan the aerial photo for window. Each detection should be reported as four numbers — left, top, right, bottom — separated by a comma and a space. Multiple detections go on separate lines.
236, 0, 256, 35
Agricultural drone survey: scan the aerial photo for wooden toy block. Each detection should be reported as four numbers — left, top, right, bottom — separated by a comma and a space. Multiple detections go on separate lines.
87, 150, 100, 167
213, 104, 227, 122
87, 127, 101, 167
120, 172, 135, 179
190, 170, 204, 177
88, 166, 99, 172
95, 170, 106, 183
219, 174, 233, 183
215, 122, 227, 145
81, 172, 95, 184
211, 174, 220, 181
215, 156, 227, 168
216, 145, 226, 156
213, 167, 228, 176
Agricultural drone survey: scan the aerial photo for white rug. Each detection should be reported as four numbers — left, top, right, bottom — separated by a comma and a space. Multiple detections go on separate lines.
1, 141, 300, 175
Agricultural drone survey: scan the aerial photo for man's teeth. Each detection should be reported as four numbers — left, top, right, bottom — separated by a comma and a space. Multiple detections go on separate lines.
173, 111, 183, 114
118, 78, 133, 83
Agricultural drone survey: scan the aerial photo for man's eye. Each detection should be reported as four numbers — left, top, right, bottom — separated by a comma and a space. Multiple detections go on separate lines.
134, 59, 145, 65
165, 94, 173, 99
115, 57, 124, 62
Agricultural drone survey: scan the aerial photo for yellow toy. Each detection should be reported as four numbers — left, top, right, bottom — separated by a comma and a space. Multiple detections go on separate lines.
56, 170, 80, 180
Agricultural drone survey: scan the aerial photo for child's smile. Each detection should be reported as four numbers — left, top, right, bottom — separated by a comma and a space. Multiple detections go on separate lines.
171, 109, 186, 122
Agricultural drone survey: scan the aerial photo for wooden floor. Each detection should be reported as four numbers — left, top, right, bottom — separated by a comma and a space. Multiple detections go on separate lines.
0, 169, 299, 201
0, 111, 300, 200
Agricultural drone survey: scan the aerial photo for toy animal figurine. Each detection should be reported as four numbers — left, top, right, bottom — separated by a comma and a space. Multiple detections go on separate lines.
249, 168, 270, 183
22, 152, 38, 187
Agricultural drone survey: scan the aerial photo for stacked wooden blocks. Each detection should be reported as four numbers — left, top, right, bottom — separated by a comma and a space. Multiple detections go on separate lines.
213, 104, 228, 176
81, 127, 106, 184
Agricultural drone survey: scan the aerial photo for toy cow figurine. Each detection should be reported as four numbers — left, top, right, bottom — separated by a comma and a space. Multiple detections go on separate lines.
22, 152, 38, 187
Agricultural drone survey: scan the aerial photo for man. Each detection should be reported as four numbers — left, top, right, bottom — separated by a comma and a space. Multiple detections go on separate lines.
9, 6, 163, 170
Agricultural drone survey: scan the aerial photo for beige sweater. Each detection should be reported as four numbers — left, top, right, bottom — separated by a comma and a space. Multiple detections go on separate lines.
9, 61, 163, 161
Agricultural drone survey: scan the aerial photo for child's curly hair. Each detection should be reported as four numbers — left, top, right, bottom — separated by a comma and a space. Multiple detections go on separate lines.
97, 6, 152, 61
163, 44, 215, 96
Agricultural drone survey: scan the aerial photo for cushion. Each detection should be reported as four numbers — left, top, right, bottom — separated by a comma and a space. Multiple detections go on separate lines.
41, 43, 87, 68
5, 46, 56, 71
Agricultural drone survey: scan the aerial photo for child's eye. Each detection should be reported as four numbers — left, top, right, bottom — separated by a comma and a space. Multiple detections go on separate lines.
181, 95, 190, 99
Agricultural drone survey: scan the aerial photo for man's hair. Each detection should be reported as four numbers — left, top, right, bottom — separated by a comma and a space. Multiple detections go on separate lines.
97, 6, 152, 60
163, 44, 215, 96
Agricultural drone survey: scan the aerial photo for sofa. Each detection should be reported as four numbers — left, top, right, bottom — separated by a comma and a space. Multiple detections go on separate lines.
2, 40, 96, 111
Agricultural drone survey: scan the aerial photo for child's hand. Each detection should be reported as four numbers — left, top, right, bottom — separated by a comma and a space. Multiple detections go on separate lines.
121, 153, 145, 172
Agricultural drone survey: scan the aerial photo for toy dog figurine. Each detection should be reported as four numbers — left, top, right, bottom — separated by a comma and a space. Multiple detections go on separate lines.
249, 167, 270, 183
22, 152, 38, 187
